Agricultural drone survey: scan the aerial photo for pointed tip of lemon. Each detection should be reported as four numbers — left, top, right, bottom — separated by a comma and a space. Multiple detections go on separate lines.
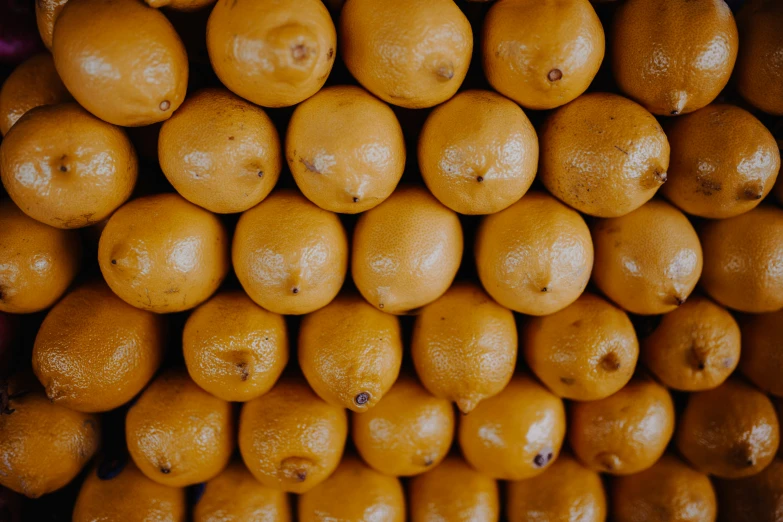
279, 456, 315, 484
456, 397, 479, 415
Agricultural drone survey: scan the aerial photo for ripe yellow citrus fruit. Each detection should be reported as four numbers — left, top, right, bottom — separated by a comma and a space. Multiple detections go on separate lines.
52, 0, 188, 126
207, 0, 336, 108
286, 85, 405, 214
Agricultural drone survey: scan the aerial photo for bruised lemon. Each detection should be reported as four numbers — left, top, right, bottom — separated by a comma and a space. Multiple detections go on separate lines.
539, 92, 670, 218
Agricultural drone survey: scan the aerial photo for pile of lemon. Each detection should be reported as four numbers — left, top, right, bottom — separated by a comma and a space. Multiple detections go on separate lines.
1, 0, 782, 520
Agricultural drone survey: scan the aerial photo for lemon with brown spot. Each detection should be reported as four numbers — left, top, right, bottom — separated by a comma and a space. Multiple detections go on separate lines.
539, 92, 670, 217
183, 291, 288, 402
459, 375, 566, 480
570, 377, 675, 475
523, 292, 638, 401
662, 104, 780, 218
239, 378, 348, 493
642, 296, 740, 391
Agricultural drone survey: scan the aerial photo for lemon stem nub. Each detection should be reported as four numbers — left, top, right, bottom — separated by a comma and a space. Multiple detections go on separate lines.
280, 457, 313, 483
237, 362, 249, 381
601, 352, 621, 372
292, 44, 310, 60
159, 100, 171, 111
548, 69, 562, 81
435, 63, 454, 81
533, 450, 553, 468
598, 452, 621, 471
354, 392, 370, 406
